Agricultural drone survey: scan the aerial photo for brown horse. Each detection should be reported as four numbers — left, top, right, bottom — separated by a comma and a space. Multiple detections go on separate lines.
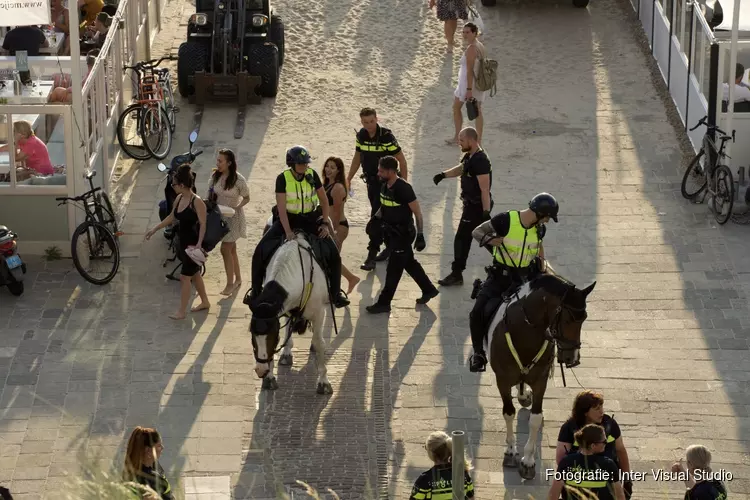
486, 269, 595, 480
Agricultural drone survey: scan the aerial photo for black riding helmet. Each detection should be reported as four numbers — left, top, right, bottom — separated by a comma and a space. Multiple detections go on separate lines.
529, 192, 559, 222
286, 145, 312, 166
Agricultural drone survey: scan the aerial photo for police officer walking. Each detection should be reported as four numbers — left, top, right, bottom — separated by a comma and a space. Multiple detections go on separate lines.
365, 156, 439, 314
346, 107, 409, 271
467, 193, 559, 372
432, 126, 492, 287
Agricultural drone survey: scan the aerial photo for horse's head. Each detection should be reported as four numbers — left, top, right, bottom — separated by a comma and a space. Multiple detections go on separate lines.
532, 273, 596, 368
249, 281, 288, 378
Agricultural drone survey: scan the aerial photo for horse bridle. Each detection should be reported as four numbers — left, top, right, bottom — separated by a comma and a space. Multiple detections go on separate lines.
520, 285, 585, 353
251, 238, 314, 364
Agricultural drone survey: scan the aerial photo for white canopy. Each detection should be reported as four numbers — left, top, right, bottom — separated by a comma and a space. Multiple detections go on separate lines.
716, 0, 750, 32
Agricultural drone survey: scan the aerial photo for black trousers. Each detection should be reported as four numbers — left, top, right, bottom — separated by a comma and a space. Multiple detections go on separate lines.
469, 271, 517, 354
452, 202, 492, 274
365, 176, 384, 255
251, 216, 342, 298
376, 223, 435, 304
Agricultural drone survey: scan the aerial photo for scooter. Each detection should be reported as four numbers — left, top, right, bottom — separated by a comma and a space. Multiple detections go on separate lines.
157, 129, 202, 280
0, 225, 26, 296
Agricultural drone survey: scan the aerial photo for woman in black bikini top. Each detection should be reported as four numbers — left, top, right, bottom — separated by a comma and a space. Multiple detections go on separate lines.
322, 156, 360, 295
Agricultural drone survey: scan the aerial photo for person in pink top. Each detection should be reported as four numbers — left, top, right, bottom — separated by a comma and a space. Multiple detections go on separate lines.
0, 120, 54, 176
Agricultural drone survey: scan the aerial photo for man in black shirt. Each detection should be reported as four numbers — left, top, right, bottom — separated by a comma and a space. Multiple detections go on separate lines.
365, 156, 438, 314
433, 126, 492, 287
346, 108, 409, 271
2, 26, 48, 56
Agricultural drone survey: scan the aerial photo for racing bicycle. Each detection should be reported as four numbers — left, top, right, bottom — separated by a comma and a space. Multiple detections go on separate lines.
681, 116, 736, 225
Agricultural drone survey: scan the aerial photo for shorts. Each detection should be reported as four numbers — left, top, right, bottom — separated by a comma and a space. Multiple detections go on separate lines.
437, 0, 468, 21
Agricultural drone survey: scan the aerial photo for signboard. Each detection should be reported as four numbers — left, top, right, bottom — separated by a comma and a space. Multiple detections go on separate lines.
0, 0, 51, 26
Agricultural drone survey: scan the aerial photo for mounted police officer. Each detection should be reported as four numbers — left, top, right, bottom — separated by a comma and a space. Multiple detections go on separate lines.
467, 192, 559, 373
346, 107, 409, 271
248, 145, 350, 308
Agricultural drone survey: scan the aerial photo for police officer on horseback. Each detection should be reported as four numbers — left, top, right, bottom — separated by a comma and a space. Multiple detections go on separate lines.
467, 192, 559, 373
248, 145, 350, 308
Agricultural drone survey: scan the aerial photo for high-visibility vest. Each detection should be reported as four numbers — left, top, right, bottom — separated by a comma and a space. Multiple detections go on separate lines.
493, 210, 540, 268
283, 168, 318, 214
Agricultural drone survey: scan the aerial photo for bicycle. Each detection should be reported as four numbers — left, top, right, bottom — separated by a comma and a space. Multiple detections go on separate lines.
681, 115, 736, 225
56, 171, 121, 285
117, 55, 177, 161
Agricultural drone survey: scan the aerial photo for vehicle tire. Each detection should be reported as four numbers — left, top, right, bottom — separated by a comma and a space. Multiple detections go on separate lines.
248, 43, 280, 98
177, 42, 208, 98
7, 281, 23, 296
681, 150, 708, 200
481, 0, 497, 5
141, 106, 173, 160
71, 221, 120, 285
573, 0, 590, 7
270, 15, 285, 66
713, 165, 734, 225
116, 104, 152, 160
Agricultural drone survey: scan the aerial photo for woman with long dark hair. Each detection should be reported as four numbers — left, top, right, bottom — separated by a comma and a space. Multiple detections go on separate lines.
209, 149, 250, 295
322, 156, 360, 294
122, 427, 174, 500
145, 165, 210, 319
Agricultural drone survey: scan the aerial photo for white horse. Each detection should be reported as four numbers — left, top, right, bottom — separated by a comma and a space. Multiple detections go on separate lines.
248, 234, 332, 394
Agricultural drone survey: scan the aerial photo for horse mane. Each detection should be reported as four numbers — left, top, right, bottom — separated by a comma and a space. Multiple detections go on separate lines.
530, 273, 574, 298
266, 237, 310, 286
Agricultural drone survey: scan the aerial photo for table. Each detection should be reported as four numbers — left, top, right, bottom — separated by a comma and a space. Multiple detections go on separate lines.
0, 32, 66, 56
0, 81, 54, 104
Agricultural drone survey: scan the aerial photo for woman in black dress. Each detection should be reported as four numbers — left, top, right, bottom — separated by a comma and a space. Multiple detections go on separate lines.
146, 165, 210, 319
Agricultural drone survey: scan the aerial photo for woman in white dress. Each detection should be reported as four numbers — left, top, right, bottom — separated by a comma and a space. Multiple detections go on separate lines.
208, 149, 250, 296
447, 22, 486, 146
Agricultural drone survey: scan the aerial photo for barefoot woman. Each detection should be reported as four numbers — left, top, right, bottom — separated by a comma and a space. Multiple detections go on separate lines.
323, 157, 360, 294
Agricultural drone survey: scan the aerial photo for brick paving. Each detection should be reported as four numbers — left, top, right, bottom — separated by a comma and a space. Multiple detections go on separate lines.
3, 0, 750, 498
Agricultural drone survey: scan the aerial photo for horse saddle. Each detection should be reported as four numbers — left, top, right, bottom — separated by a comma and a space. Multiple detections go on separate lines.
265, 232, 331, 274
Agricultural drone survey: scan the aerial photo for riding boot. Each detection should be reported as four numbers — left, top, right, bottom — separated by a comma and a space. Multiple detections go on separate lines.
468, 297, 489, 372
324, 238, 349, 308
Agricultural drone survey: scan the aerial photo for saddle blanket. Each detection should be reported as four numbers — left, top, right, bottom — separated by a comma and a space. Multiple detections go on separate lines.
484, 281, 534, 356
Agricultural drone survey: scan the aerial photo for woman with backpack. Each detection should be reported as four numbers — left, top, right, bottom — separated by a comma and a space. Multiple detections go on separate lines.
447, 22, 486, 146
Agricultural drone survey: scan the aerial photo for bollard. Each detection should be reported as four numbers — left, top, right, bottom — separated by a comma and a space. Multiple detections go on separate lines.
452, 430, 465, 500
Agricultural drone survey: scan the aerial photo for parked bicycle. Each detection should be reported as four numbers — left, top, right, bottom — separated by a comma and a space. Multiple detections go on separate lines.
117, 55, 177, 161
681, 115, 736, 225
56, 171, 121, 285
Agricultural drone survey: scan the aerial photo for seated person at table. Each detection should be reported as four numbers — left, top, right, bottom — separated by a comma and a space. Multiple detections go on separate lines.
79, 0, 105, 27
86, 12, 112, 46
723, 63, 750, 104
0, 121, 54, 179
49, 50, 98, 103
2, 25, 49, 57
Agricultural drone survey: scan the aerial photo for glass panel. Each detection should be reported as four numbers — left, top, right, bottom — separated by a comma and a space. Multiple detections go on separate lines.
0, 113, 11, 185
2, 113, 68, 187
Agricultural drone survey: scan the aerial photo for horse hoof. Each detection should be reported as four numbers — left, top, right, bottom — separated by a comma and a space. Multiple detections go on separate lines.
316, 382, 333, 395
519, 462, 536, 480
502, 453, 519, 468
261, 377, 279, 391
518, 395, 532, 408
279, 354, 293, 366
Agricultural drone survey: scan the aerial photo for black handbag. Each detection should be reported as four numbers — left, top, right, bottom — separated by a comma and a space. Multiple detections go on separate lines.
466, 98, 479, 121
201, 201, 230, 252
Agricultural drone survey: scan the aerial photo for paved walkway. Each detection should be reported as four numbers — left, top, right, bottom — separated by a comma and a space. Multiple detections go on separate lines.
3, 0, 750, 498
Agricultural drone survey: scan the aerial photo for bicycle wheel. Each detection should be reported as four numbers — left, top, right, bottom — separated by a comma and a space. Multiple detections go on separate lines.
141, 105, 173, 160
681, 150, 708, 200
95, 191, 120, 236
713, 165, 735, 225
163, 78, 176, 133
117, 104, 152, 160
71, 221, 120, 285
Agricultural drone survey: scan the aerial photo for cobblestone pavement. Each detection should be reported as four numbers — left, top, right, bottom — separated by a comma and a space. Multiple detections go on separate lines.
3, 0, 750, 498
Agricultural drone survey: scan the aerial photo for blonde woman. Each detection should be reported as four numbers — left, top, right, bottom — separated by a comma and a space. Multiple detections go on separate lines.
410, 431, 474, 499
122, 427, 174, 500
0, 121, 54, 178
671, 445, 728, 500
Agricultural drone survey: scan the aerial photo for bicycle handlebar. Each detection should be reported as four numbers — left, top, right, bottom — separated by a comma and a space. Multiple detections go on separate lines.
55, 187, 101, 205
690, 115, 732, 138
123, 55, 177, 72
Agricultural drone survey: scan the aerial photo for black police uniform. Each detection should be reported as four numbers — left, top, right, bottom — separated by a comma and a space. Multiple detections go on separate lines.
450, 148, 493, 277
355, 125, 402, 259
685, 480, 728, 500
469, 212, 546, 369
369, 179, 437, 308
556, 452, 621, 500
250, 168, 345, 305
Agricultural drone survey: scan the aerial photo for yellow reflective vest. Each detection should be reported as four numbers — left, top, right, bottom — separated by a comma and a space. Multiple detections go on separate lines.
283, 168, 318, 215
493, 210, 540, 268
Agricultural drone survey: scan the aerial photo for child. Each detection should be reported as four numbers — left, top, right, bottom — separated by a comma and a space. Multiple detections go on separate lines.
410, 431, 474, 500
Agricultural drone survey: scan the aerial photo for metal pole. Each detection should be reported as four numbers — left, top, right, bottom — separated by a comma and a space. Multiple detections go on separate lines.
708, 43, 719, 130
724, 0, 741, 166
452, 430, 465, 500
685, 4, 695, 133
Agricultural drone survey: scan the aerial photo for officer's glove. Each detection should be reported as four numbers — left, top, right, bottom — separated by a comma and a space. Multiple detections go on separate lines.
482, 210, 491, 222
414, 233, 426, 252
433, 172, 446, 185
